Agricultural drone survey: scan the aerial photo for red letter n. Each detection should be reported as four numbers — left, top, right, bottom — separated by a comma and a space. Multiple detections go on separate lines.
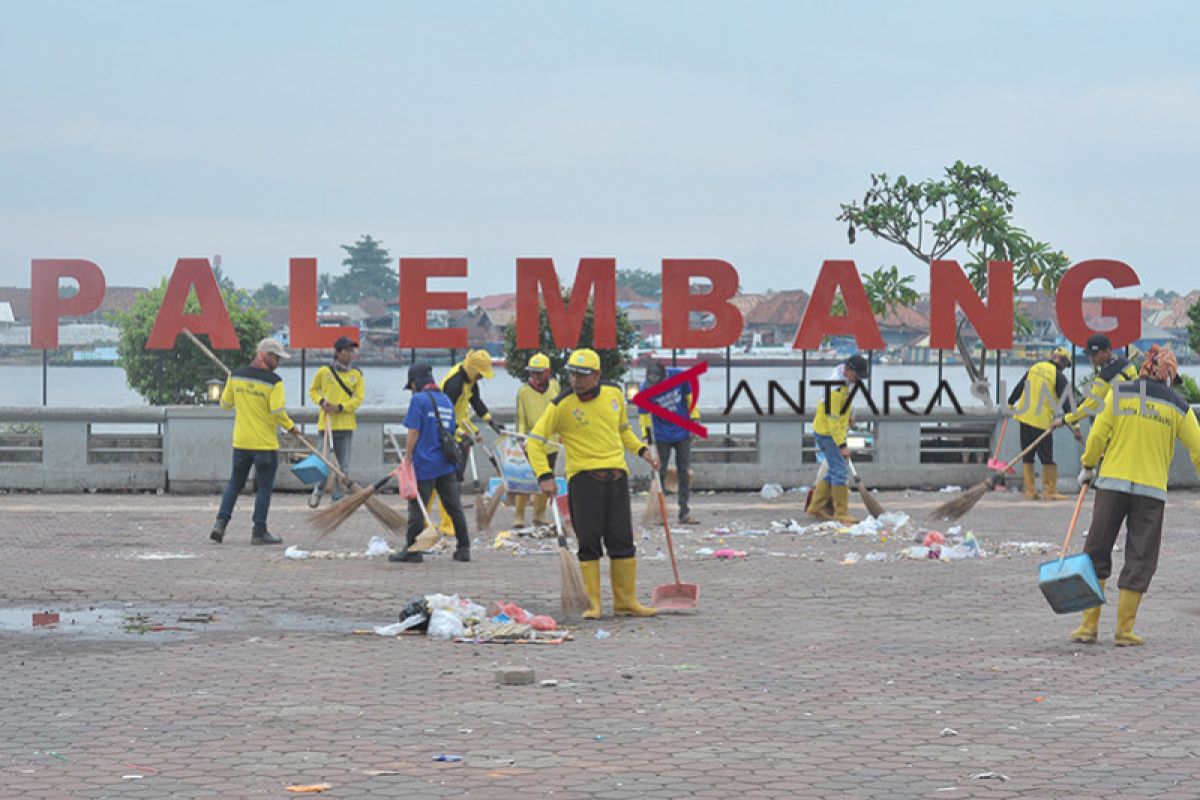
928, 260, 1013, 349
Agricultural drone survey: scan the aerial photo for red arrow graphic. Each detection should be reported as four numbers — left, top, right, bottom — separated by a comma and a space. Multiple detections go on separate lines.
632, 362, 708, 439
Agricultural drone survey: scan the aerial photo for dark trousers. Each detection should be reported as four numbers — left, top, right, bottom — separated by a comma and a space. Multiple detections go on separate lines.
217, 448, 278, 527
313, 430, 353, 500
568, 471, 635, 562
409, 472, 468, 551
1019, 422, 1054, 465
656, 439, 692, 517
1083, 487, 1165, 593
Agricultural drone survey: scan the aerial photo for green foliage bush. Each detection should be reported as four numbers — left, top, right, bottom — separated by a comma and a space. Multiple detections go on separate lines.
503, 299, 638, 386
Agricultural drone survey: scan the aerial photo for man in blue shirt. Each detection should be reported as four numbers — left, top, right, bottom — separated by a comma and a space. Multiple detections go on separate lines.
639, 361, 701, 524
390, 363, 470, 564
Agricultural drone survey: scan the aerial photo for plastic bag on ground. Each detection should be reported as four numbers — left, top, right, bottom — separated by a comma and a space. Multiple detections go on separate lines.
427, 608, 466, 640
528, 615, 557, 631
284, 545, 311, 560
760, 483, 784, 499
365, 536, 391, 556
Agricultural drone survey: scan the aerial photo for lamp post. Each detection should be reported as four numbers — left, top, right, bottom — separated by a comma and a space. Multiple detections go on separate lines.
205, 378, 224, 404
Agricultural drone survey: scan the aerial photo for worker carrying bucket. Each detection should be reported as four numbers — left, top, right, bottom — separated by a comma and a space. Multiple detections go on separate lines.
1069, 345, 1200, 646
1007, 346, 1079, 501
806, 353, 869, 524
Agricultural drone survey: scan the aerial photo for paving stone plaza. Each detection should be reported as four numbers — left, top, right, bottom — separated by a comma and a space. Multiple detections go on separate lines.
4, 487, 1200, 798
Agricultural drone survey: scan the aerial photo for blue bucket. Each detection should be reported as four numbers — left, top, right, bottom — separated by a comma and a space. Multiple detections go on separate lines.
1038, 553, 1105, 614
291, 454, 330, 485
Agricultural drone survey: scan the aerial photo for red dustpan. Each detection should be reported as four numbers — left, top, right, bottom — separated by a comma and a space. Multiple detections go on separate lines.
649, 472, 699, 610
986, 415, 1015, 474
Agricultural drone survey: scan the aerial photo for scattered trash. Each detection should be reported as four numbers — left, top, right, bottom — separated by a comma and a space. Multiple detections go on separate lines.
595, 629, 611, 640
135, 553, 196, 560
939, 727, 958, 737
712, 548, 747, 559
528, 615, 557, 631
841, 552, 862, 565
284, 545, 311, 560
121, 774, 143, 780
972, 772, 1009, 782
923, 531, 946, 547
428, 609, 466, 640
365, 536, 392, 556
540, 679, 559, 688
864, 552, 888, 562
433, 754, 463, 763
939, 485, 963, 493
594, 735, 605, 741
760, 483, 784, 499
695, 547, 715, 556
286, 784, 333, 793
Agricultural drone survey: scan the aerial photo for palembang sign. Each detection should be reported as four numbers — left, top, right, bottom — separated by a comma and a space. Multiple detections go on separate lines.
25, 256, 1140, 352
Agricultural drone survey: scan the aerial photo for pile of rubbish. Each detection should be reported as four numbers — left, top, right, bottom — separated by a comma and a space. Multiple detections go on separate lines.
285, 536, 394, 560
372, 594, 569, 644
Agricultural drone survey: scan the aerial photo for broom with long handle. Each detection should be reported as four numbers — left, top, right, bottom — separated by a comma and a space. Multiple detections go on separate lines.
310, 461, 403, 535
846, 459, 885, 519
387, 432, 442, 553
551, 488, 590, 616
476, 442, 507, 531
182, 329, 405, 532
928, 425, 1056, 522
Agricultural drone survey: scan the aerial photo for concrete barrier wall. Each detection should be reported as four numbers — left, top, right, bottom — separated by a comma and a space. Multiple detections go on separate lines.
2, 405, 1198, 493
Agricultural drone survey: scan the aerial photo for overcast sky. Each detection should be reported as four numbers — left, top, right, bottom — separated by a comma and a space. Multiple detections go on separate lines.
2, 1, 1196, 298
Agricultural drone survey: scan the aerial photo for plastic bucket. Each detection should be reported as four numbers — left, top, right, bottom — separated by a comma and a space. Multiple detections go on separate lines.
291, 454, 329, 485
1039, 553, 1105, 614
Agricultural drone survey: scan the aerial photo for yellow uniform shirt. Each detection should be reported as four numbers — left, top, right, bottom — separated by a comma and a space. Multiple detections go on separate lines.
1010, 360, 1069, 430
1064, 357, 1139, 426
220, 366, 295, 450
1082, 378, 1200, 500
441, 362, 492, 436
307, 365, 365, 431
813, 382, 853, 446
527, 384, 647, 480
517, 378, 561, 434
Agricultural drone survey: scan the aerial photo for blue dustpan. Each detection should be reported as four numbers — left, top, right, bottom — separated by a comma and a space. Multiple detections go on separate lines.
1038, 484, 1105, 614
291, 454, 329, 485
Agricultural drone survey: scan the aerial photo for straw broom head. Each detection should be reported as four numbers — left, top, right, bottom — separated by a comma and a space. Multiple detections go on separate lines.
928, 477, 992, 523
409, 523, 442, 552
559, 542, 590, 615
363, 494, 406, 533
857, 482, 886, 519
310, 485, 377, 535
477, 487, 505, 531
640, 476, 663, 527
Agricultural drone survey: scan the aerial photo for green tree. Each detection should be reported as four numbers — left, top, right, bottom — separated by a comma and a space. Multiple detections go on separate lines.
838, 161, 1070, 401
503, 296, 639, 385
1185, 298, 1200, 361
252, 281, 289, 308
212, 265, 238, 293
113, 281, 270, 405
616, 268, 662, 299
331, 235, 397, 303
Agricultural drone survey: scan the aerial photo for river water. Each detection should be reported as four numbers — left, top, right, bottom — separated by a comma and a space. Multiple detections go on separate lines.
5, 362, 1197, 410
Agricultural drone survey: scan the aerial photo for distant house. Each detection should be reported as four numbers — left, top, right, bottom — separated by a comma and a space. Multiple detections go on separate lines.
0, 285, 146, 324
0, 301, 14, 328
744, 290, 809, 346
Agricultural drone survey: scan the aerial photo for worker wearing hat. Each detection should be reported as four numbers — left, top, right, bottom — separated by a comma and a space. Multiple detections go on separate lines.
430, 349, 504, 538
806, 353, 869, 524
526, 348, 661, 619
210, 337, 297, 546
306, 335, 364, 508
1006, 346, 1077, 501
1056, 334, 1139, 432
1071, 345, 1200, 645
514, 352, 561, 528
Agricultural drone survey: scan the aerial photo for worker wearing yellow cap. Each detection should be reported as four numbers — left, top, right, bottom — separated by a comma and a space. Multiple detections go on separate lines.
1006, 346, 1078, 501
1071, 345, 1200, 646
430, 349, 504, 537
526, 348, 660, 619
514, 352, 560, 528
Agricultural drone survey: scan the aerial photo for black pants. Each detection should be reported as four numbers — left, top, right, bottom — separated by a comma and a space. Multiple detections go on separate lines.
656, 439, 691, 518
409, 472, 469, 551
217, 449, 278, 527
1019, 422, 1054, 465
568, 471, 635, 562
1083, 488, 1165, 593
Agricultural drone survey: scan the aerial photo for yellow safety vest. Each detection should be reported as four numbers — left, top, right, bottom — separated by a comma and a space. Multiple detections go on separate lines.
220, 366, 294, 450
527, 384, 647, 480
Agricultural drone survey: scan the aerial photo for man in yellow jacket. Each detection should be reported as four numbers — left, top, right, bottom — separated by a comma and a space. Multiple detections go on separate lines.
431, 349, 504, 536
1056, 334, 1139, 432
527, 348, 660, 620
514, 352, 560, 527
1006, 346, 1076, 501
210, 337, 297, 546
1071, 345, 1200, 646
307, 335, 365, 507
806, 354, 868, 524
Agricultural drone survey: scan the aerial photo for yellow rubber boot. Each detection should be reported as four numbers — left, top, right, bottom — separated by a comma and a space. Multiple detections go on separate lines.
531, 493, 550, 526
513, 494, 528, 527
1043, 464, 1067, 501
831, 485, 859, 525
1115, 588, 1145, 646
806, 480, 833, 520
1069, 579, 1105, 643
611, 558, 657, 617
1023, 464, 1040, 500
429, 491, 456, 540
580, 559, 603, 620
